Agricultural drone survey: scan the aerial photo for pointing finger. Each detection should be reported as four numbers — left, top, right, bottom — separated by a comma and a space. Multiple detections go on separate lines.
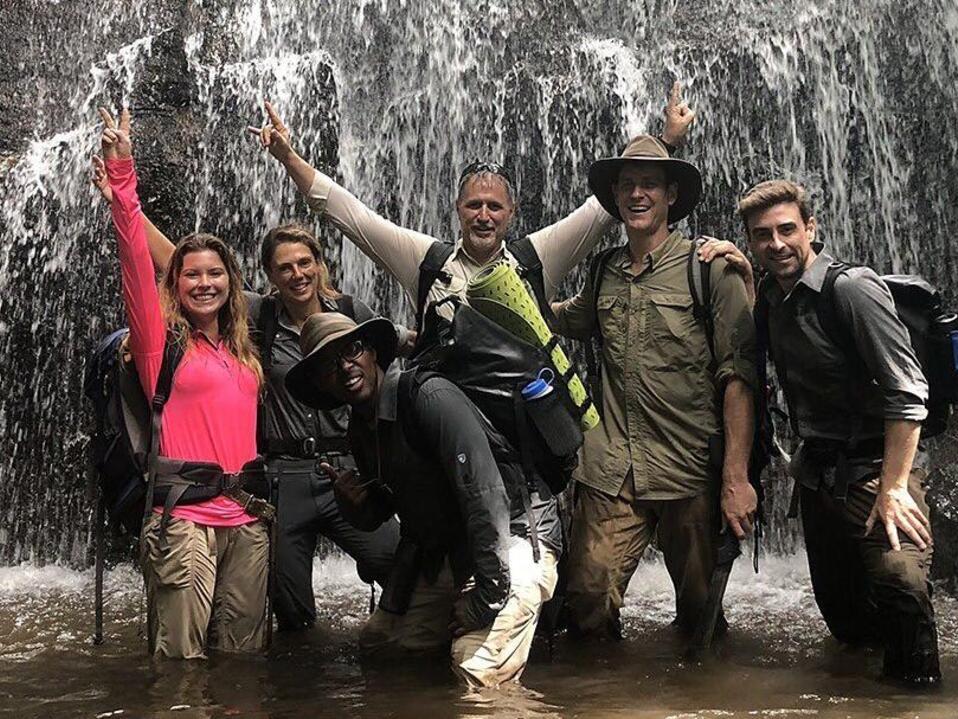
247, 125, 263, 136
119, 108, 131, 135
265, 100, 284, 129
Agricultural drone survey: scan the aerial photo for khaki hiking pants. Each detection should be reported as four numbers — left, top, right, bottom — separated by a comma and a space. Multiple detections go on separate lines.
359, 538, 558, 688
565, 478, 718, 639
141, 514, 270, 659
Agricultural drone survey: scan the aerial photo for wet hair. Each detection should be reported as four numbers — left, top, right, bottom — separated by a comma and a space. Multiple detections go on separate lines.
160, 232, 263, 388
260, 223, 341, 300
456, 161, 518, 206
738, 180, 813, 231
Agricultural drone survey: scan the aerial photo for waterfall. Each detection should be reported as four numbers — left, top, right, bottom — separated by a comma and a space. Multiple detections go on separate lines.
1, 0, 956, 565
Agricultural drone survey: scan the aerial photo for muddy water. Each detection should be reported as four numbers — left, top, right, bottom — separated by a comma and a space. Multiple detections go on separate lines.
1, 553, 955, 719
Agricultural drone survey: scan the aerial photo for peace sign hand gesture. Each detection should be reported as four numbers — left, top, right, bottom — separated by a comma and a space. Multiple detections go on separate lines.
98, 107, 133, 161
248, 100, 293, 162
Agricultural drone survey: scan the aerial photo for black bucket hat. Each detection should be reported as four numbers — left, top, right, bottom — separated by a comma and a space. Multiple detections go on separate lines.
589, 134, 703, 224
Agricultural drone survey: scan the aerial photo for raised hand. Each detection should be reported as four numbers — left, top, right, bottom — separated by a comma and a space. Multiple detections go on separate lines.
91, 155, 112, 203
248, 100, 293, 162
98, 107, 133, 161
662, 81, 695, 149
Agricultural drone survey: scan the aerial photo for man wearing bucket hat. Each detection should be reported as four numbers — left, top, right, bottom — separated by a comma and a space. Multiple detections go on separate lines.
250, 85, 694, 331
551, 135, 759, 640
285, 312, 562, 688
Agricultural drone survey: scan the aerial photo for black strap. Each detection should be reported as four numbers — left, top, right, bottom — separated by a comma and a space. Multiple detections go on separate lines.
507, 236, 555, 327
584, 245, 622, 410
687, 237, 716, 366
336, 293, 356, 320
415, 241, 456, 333
512, 391, 542, 562
255, 297, 280, 453
815, 262, 857, 356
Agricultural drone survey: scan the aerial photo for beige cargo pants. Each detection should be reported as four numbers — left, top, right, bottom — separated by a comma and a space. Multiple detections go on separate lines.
140, 514, 270, 659
359, 538, 558, 688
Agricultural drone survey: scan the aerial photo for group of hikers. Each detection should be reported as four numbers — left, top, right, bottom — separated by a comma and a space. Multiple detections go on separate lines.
89, 81, 943, 689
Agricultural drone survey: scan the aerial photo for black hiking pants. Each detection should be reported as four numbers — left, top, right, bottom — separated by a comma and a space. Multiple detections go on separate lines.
800, 467, 939, 680
270, 456, 400, 631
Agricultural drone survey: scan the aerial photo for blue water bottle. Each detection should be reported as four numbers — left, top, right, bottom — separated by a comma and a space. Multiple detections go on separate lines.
522, 368, 555, 401
952, 330, 958, 373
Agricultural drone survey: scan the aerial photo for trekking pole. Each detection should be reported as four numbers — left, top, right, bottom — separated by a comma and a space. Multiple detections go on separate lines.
94, 489, 105, 645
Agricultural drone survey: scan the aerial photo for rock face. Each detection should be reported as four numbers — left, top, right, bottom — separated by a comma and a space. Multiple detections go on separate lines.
0, 0, 957, 583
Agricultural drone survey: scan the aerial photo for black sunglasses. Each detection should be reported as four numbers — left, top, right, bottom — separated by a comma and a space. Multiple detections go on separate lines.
317, 339, 367, 376
458, 160, 514, 186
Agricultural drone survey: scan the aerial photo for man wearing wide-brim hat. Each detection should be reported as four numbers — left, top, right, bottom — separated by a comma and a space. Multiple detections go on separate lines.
285, 311, 562, 688
549, 135, 759, 642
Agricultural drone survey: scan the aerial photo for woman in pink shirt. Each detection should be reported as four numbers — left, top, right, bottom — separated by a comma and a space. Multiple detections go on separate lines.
100, 108, 268, 659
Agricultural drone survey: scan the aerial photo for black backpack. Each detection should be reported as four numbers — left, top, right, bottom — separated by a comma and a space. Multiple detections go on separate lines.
83, 329, 183, 537
414, 235, 551, 334
786, 262, 958, 438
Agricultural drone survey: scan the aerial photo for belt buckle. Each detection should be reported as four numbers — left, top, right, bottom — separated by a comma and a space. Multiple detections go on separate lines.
302, 437, 317, 457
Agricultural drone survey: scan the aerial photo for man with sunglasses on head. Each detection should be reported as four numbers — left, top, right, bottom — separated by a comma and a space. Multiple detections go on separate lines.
250, 84, 694, 328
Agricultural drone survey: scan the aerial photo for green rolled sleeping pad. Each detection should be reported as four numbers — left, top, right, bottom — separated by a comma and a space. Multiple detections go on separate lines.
467, 262, 600, 431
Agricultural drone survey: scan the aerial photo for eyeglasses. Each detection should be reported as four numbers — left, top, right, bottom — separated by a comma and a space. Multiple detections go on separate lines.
458, 160, 514, 186
317, 339, 366, 376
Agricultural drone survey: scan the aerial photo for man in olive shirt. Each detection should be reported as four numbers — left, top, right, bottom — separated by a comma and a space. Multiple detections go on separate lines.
734, 180, 939, 685
552, 136, 758, 639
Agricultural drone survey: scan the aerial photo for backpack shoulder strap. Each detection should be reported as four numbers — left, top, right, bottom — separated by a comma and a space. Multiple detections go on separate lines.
815, 261, 857, 356
416, 241, 456, 333
337, 294, 356, 320
588, 245, 621, 345
255, 295, 279, 373
507, 236, 555, 325
142, 334, 185, 530
687, 237, 716, 363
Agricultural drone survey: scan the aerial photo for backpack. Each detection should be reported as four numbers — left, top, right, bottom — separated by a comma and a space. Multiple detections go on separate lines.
584, 238, 772, 566
397, 366, 557, 561
795, 262, 958, 438
83, 330, 183, 537
414, 236, 552, 334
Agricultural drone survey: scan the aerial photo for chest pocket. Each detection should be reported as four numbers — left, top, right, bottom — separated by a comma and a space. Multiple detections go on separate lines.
648, 293, 700, 367
597, 293, 627, 367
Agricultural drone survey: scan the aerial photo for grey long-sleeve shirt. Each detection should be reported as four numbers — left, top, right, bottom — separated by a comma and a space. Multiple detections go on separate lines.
764, 249, 928, 447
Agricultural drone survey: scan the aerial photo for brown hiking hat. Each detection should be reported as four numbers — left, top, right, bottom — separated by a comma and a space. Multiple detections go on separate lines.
588, 135, 703, 224
285, 311, 398, 410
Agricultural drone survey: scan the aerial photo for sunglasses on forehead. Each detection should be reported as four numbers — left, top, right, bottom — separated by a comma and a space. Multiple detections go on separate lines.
458, 160, 514, 186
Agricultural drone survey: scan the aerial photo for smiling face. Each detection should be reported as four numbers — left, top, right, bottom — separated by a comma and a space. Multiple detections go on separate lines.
745, 201, 818, 290
455, 174, 515, 260
612, 163, 677, 238
176, 249, 230, 325
314, 337, 381, 409
267, 241, 321, 307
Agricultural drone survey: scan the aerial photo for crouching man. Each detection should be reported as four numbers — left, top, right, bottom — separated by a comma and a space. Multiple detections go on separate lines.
284, 312, 560, 688
712, 180, 940, 685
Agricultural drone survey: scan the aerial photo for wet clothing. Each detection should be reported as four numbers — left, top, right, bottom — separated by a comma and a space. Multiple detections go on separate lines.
269, 456, 398, 629
141, 514, 270, 659
763, 249, 928, 457
107, 156, 260, 527
343, 365, 561, 685
361, 539, 559, 688
303, 170, 615, 313
565, 477, 719, 637
245, 292, 400, 630
553, 232, 757, 499
762, 247, 938, 680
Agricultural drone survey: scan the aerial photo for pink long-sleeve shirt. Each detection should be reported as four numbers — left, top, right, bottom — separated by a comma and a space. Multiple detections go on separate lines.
106, 157, 258, 527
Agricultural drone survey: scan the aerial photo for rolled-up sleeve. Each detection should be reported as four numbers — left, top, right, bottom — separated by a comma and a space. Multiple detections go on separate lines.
709, 256, 758, 392
833, 269, 928, 422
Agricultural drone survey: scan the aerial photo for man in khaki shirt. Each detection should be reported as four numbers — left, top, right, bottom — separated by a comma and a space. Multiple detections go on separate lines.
248, 87, 694, 322
552, 136, 758, 639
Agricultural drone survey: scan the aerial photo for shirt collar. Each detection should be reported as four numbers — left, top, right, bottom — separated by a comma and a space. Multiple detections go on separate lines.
762, 241, 831, 305
454, 236, 507, 268
614, 229, 685, 272
276, 295, 340, 336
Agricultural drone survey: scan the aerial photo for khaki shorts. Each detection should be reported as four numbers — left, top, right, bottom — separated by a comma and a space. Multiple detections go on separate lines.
141, 514, 270, 659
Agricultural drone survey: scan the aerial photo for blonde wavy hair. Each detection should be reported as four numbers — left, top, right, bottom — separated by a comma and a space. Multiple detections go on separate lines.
160, 232, 263, 388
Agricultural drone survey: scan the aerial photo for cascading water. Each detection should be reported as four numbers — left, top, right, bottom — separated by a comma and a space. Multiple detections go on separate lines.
1, 0, 957, 572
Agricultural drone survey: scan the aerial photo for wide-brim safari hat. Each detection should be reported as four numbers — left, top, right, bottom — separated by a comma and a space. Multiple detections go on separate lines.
588, 134, 703, 224
285, 311, 398, 410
